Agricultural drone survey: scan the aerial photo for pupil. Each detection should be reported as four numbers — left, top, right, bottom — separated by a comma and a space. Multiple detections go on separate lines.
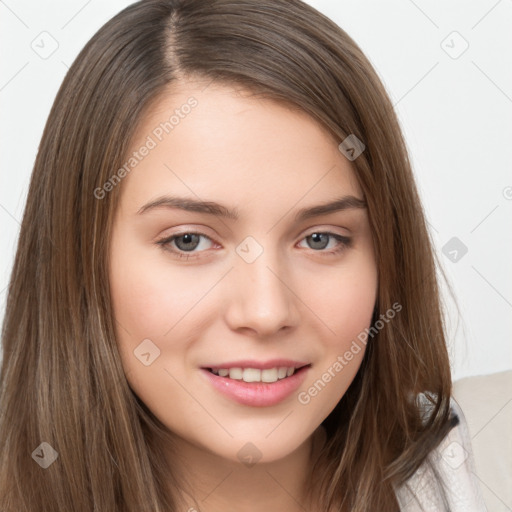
309, 233, 328, 250
177, 233, 199, 251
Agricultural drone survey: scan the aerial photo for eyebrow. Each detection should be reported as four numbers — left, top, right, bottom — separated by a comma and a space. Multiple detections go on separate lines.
137, 194, 366, 222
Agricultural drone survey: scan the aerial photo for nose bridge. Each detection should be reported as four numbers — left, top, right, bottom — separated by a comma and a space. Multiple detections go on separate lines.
227, 236, 298, 334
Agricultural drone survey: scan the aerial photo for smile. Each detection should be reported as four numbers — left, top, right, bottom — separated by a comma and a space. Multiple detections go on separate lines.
201, 362, 312, 407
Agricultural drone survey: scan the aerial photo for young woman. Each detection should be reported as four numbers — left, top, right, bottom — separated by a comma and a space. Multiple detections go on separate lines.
0, 0, 487, 511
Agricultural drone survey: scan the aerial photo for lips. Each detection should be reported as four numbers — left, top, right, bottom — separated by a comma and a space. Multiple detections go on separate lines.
200, 360, 312, 407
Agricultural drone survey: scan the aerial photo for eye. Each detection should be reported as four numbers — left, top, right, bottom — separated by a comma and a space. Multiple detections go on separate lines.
297, 232, 352, 255
155, 230, 351, 260
156, 232, 216, 260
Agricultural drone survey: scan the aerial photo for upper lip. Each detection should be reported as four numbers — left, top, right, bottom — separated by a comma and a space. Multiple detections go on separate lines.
202, 359, 311, 370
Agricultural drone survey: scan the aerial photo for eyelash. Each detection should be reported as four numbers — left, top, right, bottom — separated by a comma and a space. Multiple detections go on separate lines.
155, 230, 352, 260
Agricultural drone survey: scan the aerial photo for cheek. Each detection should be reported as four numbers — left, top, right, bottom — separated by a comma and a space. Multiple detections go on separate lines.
109, 242, 209, 341
308, 252, 378, 346
296, 251, 377, 413
108, 236, 209, 391
108, 247, 209, 416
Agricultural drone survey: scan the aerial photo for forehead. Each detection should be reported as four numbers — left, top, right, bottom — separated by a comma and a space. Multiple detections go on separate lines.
117, 80, 363, 217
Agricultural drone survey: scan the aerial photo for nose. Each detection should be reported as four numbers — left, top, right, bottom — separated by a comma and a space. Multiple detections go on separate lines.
224, 246, 300, 337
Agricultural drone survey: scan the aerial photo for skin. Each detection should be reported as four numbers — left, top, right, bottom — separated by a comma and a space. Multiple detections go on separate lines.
109, 78, 378, 512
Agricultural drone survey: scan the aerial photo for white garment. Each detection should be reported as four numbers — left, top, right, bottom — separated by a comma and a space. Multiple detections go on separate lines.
395, 396, 488, 511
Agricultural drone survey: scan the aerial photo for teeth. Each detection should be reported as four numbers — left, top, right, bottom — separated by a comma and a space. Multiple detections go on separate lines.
261, 368, 278, 383
229, 367, 243, 380
210, 366, 298, 382
243, 368, 261, 382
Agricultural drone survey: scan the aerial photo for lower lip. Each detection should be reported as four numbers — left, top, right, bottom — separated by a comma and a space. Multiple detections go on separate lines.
200, 366, 311, 407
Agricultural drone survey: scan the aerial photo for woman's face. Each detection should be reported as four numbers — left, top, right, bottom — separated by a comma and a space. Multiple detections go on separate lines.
109, 79, 377, 464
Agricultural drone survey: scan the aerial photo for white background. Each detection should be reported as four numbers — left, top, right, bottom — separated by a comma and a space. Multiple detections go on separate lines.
1, 0, 511, 380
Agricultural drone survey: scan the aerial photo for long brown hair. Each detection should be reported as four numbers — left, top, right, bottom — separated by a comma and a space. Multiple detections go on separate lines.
0, 0, 455, 510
